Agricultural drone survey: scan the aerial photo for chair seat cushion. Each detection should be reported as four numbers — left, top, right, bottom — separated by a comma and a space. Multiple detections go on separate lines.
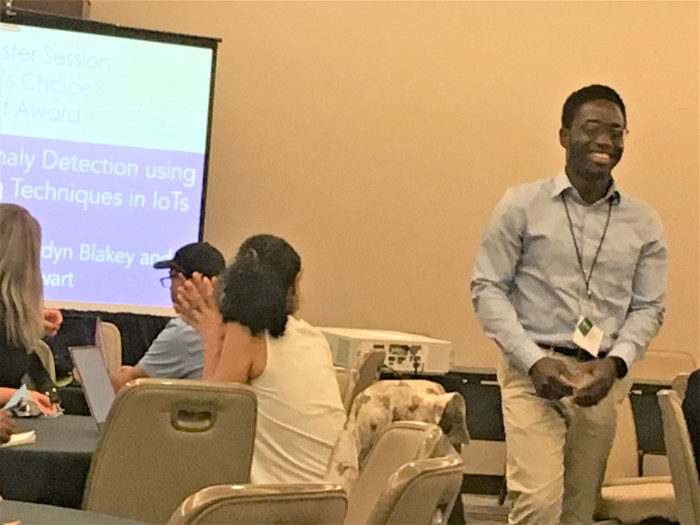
596, 482, 677, 524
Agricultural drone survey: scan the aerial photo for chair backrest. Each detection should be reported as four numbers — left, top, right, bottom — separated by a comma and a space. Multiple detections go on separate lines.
83, 378, 257, 524
31, 340, 56, 383
367, 455, 464, 525
99, 321, 122, 374
604, 395, 639, 482
631, 350, 697, 383
167, 483, 347, 525
335, 366, 359, 413
673, 372, 691, 400
349, 349, 386, 403
344, 421, 444, 525
657, 389, 700, 525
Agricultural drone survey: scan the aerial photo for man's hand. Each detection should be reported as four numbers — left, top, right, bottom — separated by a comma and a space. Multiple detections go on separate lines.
571, 357, 617, 407
41, 307, 63, 337
0, 410, 15, 443
529, 357, 576, 400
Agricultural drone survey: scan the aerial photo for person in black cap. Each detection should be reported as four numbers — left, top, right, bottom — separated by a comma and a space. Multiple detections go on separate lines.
109, 242, 225, 392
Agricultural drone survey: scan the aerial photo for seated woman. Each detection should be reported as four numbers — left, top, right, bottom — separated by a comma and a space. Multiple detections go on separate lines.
0, 204, 58, 416
177, 234, 346, 483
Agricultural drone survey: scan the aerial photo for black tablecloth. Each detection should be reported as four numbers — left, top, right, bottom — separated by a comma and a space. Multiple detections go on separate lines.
1, 500, 146, 524
0, 415, 98, 509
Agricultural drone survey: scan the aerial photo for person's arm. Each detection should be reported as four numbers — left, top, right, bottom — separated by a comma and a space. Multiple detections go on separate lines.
572, 215, 666, 407
683, 370, 700, 477
110, 364, 149, 392
471, 190, 575, 399
607, 219, 667, 370
208, 322, 264, 383
0, 387, 56, 416
0, 409, 15, 443
41, 307, 63, 338
174, 274, 225, 378
471, 192, 552, 367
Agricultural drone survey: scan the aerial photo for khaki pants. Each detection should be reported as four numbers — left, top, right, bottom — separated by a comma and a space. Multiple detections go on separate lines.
498, 352, 632, 525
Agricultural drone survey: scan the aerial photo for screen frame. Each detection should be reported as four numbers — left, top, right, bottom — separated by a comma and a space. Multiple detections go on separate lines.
1, 5, 221, 315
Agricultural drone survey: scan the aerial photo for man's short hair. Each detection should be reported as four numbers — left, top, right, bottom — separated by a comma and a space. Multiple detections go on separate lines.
561, 84, 626, 129
153, 242, 225, 278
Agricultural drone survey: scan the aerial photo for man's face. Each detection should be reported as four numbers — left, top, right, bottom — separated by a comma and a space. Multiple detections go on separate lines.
560, 99, 626, 181
169, 270, 187, 305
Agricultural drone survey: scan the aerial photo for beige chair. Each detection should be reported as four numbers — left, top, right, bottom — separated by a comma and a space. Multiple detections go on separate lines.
595, 387, 677, 522
603, 396, 640, 483
658, 389, 700, 525
366, 455, 464, 525
83, 378, 257, 524
335, 366, 359, 412
167, 483, 348, 525
344, 421, 444, 525
630, 349, 696, 383
98, 321, 122, 374
349, 349, 386, 404
673, 372, 691, 400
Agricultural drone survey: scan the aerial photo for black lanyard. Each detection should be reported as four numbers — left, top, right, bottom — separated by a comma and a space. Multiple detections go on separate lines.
561, 194, 613, 299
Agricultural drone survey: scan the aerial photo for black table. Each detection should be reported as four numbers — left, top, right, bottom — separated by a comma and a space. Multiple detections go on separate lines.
1, 500, 145, 524
0, 415, 99, 509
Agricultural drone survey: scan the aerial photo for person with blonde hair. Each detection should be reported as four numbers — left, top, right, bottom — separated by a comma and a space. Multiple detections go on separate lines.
0, 203, 58, 415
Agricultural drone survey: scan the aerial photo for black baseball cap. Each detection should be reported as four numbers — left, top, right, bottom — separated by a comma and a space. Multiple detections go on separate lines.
153, 242, 225, 278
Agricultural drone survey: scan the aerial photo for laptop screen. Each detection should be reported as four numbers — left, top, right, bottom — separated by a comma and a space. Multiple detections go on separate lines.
69, 346, 115, 427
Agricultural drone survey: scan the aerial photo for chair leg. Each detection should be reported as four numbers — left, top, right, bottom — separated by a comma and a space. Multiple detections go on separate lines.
447, 493, 466, 525
498, 475, 508, 505
637, 450, 644, 477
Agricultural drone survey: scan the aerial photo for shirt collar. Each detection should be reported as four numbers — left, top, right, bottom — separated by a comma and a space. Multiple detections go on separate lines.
550, 170, 621, 205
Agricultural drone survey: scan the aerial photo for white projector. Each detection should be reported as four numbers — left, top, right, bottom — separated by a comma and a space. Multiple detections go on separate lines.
320, 327, 453, 375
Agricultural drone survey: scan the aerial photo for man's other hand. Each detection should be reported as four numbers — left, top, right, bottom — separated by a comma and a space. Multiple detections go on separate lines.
529, 357, 576, 400
572, 357, 616, 407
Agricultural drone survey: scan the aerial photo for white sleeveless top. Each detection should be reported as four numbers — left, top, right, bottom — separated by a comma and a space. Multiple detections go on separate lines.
249, 316, 346, 483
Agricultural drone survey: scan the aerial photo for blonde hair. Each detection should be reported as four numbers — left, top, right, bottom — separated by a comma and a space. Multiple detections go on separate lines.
0, 204, 43, 349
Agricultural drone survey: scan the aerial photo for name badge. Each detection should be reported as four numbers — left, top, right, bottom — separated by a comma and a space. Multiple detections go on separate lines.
572, 316, 603, 357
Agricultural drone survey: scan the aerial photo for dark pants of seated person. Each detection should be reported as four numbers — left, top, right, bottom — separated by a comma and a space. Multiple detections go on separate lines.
447, 458, 466, 525
682, 368, 700, 479
441, 429, 465, 525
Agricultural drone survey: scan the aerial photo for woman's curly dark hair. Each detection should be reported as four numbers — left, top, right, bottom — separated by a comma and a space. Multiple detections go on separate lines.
219, 234, 301, 337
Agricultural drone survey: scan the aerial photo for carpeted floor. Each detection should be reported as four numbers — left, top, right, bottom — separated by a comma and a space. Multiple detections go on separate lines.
463, 494, 508, 524
461, 494, 680, 525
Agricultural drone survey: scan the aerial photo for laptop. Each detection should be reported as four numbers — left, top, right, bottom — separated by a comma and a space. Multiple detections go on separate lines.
69, 346, 115, 429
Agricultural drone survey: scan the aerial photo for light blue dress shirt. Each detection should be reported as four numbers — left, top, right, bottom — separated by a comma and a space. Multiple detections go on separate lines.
471, 172, 667, 374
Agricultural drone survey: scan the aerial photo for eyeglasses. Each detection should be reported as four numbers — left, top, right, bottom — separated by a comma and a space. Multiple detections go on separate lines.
579, 120, 629, 143
159, 273, 184, 288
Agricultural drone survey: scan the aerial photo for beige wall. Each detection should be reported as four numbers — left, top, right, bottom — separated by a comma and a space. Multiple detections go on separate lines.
89, 1, 699, 368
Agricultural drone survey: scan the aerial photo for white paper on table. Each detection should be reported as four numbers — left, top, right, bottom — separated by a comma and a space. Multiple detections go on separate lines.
1, 430, 36, 447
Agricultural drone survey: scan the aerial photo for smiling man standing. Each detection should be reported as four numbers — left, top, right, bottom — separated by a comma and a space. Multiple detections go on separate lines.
471, 85, 667, 525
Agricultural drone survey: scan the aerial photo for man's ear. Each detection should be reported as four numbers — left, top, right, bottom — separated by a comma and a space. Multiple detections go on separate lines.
559, 127, 569, 149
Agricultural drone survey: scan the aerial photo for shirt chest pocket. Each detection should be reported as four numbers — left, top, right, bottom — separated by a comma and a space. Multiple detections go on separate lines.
595, 242, 640, 295
520, 225, 576, 276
